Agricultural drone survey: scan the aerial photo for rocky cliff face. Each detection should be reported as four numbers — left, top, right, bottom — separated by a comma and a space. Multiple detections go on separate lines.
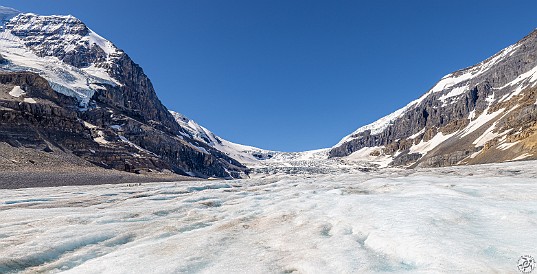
331, 29, 537, 167
0, 9, 247, 178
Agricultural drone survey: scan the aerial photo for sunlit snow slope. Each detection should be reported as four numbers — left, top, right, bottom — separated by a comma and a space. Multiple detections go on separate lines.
1, 161, 536, 273
170, 110, 277, 165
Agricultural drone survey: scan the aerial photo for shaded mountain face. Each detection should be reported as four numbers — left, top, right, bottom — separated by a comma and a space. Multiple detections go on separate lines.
331, 29, 537, 167
0, 9, 247, 178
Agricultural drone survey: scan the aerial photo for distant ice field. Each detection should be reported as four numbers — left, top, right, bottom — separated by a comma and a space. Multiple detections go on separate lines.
1, 161, 537, 273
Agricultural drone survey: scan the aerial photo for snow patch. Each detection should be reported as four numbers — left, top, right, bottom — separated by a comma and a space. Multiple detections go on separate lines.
94, 131, 108, 145
408, 128, 426, 139
477, 43, 521, 74
334, 104, 412, 147
468, 110, 476, 121
409, 132, 454, 155
346, 146, 393, 168
460, 108, 504, 138
23, 98, 36, 104
497, 141, 519, 150
191, 144, 210, 155
8, 86, 25, 97
81, 64, 121, 86
468, 150, 482, 159
430, 72, 474, 94
118, 135, 156, 156
472, 123, 501, 147
83, 121, 97, 129
511, 153, 532, 161
485, 92, 495, 105
438, 85, 468, 104
497, 64, 537, 102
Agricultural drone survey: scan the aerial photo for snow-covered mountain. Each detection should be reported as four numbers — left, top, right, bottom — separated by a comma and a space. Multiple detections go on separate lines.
331, 29, 537, 167
0, 7, 248, 178
0, 11, 121, 107
169, 110, 277, 165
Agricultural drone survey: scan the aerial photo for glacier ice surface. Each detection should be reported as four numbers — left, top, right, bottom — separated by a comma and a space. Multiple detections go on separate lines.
0, 161, 536, 273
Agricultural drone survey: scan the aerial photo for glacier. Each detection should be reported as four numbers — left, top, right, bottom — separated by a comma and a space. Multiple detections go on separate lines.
1, 160, 536, 273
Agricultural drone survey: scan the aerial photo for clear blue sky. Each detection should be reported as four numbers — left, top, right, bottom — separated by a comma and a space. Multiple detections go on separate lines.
3, 1, 537, 151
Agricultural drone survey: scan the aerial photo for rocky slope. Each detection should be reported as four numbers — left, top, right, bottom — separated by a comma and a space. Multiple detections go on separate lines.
0, 8, 247, 179
330, 29, 537, 167
169, 111, 278, 164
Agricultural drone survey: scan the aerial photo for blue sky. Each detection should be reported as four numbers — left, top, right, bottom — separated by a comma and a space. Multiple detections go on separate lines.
3, 1, 537, 151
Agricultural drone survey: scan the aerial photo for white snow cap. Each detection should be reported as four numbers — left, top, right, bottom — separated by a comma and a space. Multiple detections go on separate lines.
0, 10, 122, 107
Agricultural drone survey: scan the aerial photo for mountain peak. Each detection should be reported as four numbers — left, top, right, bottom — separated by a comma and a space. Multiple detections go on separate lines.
0, 11, 124, 106
8, 12, 89, 37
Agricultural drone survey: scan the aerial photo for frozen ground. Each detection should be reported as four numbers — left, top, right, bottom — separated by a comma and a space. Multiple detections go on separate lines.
1, 161, 537, 273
